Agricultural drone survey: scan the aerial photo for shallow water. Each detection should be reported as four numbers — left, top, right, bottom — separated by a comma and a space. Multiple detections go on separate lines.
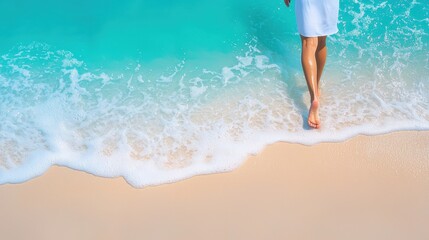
1, 0, 428, 187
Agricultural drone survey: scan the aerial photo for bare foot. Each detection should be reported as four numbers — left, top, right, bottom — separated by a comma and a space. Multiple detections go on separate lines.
317, 88, 322, 98
308, 100, 320, 129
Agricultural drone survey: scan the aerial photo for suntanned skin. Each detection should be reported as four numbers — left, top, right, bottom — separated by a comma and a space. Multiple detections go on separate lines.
285, 0, 327, 129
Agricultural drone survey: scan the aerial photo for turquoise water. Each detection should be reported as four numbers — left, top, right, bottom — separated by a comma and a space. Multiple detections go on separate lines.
1, 0, 428, 187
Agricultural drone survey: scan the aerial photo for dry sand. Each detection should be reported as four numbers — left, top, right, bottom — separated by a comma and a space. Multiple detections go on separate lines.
1, 131, 429, 240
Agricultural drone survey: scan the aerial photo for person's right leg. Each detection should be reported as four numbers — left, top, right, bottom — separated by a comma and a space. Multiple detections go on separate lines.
300, 35, 320, 129
316, 36, 327, 97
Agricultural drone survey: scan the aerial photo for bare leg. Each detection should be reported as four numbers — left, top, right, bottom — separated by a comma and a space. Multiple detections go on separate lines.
316, 36, 327, 97
300, 35, 320, 129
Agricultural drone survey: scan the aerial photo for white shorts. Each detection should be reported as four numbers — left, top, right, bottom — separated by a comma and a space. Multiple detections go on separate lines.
295, 0, 340, 37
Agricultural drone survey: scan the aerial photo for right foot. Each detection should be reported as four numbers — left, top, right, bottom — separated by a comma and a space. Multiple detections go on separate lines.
308, 100, 320, 129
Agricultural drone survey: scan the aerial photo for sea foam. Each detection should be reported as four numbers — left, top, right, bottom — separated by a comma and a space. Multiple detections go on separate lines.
0, 39, 428, 187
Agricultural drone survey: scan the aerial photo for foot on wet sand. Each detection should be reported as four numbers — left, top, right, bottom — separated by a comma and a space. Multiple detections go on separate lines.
308, 100, 320, 129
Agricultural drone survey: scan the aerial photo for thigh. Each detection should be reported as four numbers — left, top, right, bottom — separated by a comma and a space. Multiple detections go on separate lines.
301, 35, 319, 50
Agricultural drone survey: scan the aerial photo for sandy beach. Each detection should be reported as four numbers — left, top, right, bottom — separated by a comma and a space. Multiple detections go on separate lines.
1, 130, 428, 240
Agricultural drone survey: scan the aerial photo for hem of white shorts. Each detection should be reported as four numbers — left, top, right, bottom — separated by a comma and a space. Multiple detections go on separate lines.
299, 28, 339, 38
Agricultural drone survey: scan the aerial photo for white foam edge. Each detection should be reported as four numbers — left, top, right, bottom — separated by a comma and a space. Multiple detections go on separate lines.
1, 119, 428, 188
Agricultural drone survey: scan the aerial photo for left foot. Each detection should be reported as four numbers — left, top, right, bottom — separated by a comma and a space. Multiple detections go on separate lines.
308, 100, 320, 129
